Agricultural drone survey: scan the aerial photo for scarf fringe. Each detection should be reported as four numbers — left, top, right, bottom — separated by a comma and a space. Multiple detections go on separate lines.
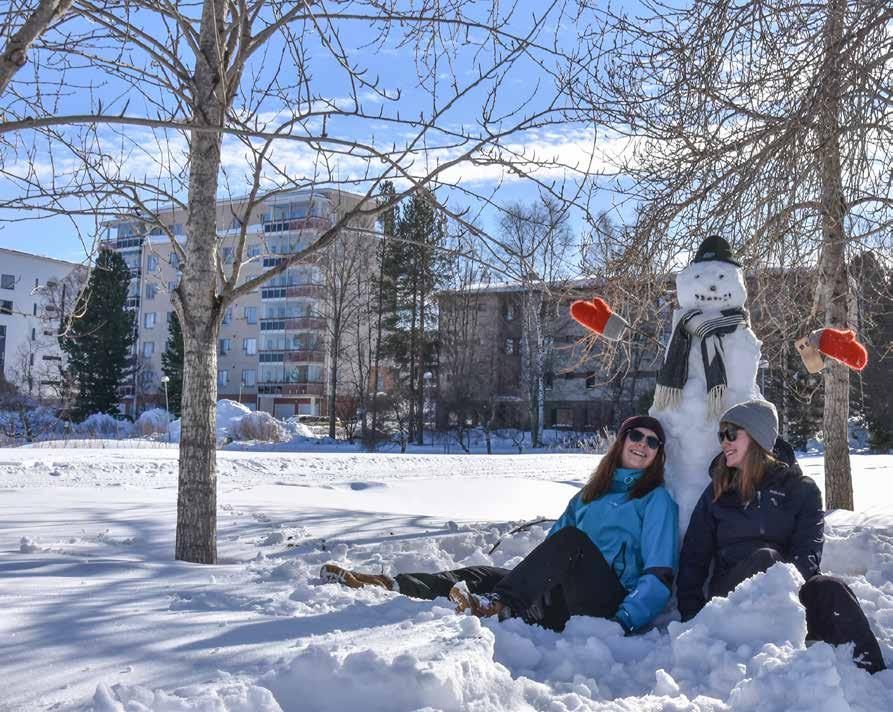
653, 384, 682, 412
707, 384, 727, 418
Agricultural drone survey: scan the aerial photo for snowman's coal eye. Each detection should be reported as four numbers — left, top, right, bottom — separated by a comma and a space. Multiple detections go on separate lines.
719, 274, 724, 279
694, 274, 700, 279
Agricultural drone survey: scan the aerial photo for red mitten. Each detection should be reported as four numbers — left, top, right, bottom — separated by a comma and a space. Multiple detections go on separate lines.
810, 328, 868, 371
570, 297, 629, 340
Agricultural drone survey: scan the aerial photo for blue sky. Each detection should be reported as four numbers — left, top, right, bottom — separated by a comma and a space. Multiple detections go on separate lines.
0, 1, 644, 266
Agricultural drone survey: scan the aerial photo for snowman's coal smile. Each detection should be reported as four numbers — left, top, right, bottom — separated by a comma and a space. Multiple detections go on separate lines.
695, 291, 732, 303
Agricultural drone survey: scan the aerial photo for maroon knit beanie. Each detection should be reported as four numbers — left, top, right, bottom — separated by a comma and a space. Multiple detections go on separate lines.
618, 415, 665, 445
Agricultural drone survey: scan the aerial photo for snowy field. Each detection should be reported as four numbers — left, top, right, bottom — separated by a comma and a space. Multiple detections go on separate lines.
1, 448, 891, 711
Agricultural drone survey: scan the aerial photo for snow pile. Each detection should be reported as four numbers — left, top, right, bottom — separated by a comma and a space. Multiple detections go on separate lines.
169, 400, 292, 444
134, 408, 171, 437
284, 417, 316, 439
76, 413, 134, 437
92, 678, 282, 712
233, 411, 288, 443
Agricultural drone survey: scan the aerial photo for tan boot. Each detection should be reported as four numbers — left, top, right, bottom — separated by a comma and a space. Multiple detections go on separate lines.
449, 582, 503, 618
320, 563, 394, 591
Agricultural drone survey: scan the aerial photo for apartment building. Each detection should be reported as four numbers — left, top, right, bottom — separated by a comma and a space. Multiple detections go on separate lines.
104, 188, 375, 418
436, 279, 670, 433
0, 247, 83, 399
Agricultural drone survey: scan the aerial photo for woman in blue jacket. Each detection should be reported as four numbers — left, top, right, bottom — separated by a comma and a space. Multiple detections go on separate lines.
322, 415, 679, 634
677, 400, 886, 673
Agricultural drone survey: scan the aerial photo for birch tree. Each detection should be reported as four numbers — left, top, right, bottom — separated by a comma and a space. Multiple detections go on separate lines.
0, 1, 602, 562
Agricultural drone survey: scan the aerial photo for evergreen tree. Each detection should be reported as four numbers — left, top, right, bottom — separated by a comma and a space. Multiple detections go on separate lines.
60, 248, 135, 420
161, 311, 184, 416
380, 193, 447, 443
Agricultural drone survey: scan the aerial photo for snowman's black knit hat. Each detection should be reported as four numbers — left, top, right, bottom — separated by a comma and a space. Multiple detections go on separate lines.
691, 235, 741, 267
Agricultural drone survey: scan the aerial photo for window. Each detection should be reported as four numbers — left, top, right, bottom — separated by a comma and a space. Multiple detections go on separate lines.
544, 372, 554, 389
170, 223, 184, 236
0, 326, 4, 373
585, 373, 596, 389
244, 306, 257, 324
142, 341, 155, 358
221, 247, 234, 264
34, 277, 39, 288
217, 370, 229, 387
169, 252, 179, 267
32, 303, 37, 316
167, 281, 178, 293
144, 312, 156, 329
247, 245, 262, 258
503, 301, 515, 321
145, 283, 157, 300
241, 369, 256, 387
167, 311, 173, 324
140, 370, 154, 386
243, 338, 257, 355
1, 274, 14, 290
504, 338, 516, 355
147, 255, 159, 272
223, 307, 233, 324
219, 338, 231, 355
0, 300, 12, 315
31, 327, 35, 341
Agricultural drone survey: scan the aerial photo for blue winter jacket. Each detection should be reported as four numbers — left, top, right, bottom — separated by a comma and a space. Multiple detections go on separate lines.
548, 468, 679, 632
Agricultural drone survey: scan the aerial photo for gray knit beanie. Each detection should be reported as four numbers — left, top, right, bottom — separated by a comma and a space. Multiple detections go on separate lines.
720, 400, 779, 453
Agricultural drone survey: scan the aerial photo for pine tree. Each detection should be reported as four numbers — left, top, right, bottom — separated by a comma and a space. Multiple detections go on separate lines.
161, 311, 184, 416
60, 248, 135, 420
380, 193, 447, 444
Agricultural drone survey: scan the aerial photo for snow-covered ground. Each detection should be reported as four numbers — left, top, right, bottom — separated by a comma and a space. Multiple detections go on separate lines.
1, 449, 891, 711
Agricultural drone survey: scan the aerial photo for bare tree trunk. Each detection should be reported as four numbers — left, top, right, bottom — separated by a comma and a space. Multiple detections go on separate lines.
817, 0, 853, 511
0, 0, 73, 95
328, 320, 340, 439
175, 0, 226, 564
416, 293, 426, 445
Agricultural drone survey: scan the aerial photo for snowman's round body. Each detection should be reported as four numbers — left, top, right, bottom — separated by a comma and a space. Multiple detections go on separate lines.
649, 259, 764, 534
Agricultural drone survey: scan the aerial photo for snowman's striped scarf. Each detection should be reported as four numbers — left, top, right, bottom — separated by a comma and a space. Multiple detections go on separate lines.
653, 307, 749, 418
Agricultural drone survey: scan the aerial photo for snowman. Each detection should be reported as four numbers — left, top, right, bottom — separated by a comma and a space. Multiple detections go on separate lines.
571, 236, 763, 533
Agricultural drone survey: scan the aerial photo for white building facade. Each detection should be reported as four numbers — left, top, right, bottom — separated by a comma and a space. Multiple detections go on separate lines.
0, 248, 81, 399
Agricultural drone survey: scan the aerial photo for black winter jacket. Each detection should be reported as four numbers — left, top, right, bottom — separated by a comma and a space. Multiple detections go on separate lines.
676, 438, 824, 621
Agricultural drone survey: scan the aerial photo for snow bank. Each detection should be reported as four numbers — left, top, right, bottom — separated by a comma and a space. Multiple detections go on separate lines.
233, 411, 288, 443
134, 408, 171, 437
168, 400, 293, 444
76, 412, 134, 437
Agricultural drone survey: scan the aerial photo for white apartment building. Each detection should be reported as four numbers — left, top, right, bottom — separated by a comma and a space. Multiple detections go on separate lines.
105, 188, 374, 418
0, 247, 82, 399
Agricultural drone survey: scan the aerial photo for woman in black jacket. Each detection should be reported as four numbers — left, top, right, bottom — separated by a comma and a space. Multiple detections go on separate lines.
677, 399, 886, 674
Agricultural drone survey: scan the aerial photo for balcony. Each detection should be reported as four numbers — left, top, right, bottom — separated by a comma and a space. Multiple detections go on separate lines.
102, 236, 144, 251
257, 381, 325, 396
259, 317, 327, 331
258, 349, 325, 364
261, 284, 326, 300
263, 216, 332, 233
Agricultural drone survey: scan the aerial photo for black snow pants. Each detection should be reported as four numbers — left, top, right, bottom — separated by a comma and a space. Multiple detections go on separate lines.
394, 526, 628, 631
710, 547, 886, 674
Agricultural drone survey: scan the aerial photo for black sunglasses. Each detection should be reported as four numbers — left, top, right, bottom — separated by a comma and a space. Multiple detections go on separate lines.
718, 424, 740, 443
626, 428, 662, 450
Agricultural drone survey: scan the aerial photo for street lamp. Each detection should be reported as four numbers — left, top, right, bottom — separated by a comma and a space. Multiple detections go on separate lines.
160, 375, 171, 443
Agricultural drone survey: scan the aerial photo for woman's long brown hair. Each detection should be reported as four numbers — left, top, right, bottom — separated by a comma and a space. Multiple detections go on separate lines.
580, 429, 666, 503
712, 422, 777, 503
